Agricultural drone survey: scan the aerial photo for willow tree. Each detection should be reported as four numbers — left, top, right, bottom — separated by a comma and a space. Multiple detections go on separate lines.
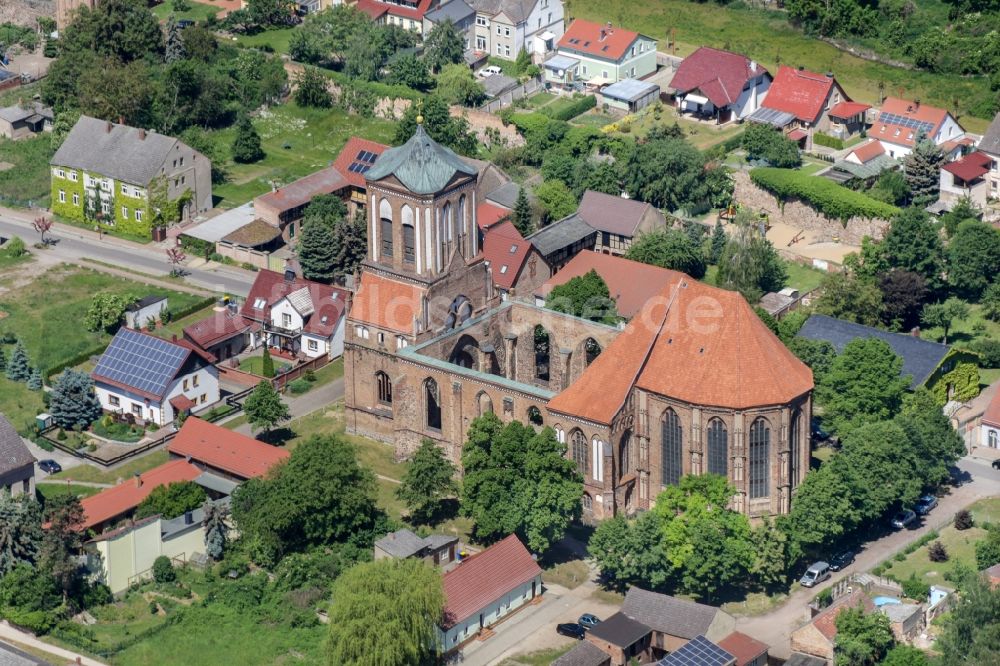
716, 209, 787, 303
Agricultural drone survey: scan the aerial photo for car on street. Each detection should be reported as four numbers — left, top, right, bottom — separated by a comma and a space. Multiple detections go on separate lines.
37, 459, 62, 474
578, 614, 600, 629
915, 494, 938, 515
829, 550, 855, 572
799, 561, 831, 587
557, 623, 586, 639
891, 509, 917, 529
477, 65, 503, 78
993, 459, 1000, 470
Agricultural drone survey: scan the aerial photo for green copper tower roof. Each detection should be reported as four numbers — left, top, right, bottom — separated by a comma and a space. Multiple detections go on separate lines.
365, 124, 477, 195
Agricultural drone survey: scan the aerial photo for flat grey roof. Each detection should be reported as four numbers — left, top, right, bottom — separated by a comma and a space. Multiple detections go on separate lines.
426, 0, 475, 23
183, 203, 257, 243
747, 106, 797, 128
602, 78, 660, 103
544, 54, 580, 71
483, 74, 518, 98
194, 471, 239, 495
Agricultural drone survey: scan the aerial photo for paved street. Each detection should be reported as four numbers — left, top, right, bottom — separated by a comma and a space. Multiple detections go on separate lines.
0, 621, 105, 666
0, 207, 251, 297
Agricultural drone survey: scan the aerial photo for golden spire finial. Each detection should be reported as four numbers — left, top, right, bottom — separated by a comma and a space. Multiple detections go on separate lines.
415, 99, 424, 125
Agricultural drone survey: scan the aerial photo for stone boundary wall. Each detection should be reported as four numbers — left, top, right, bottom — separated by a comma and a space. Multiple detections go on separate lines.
732, 171, 891, 245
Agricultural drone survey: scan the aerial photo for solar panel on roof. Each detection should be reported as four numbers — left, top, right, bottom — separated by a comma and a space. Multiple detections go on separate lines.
92, 329, 190, 399
657, 635, 735, 666
355, 150, 377, 164
878, 112, 934, 135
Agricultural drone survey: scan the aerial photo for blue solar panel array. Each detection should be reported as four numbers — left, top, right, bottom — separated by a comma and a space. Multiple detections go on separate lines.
348, 150, 378, 174
93, 328, 190, 398
657, 635, 735, 666
879, 112, 934, 135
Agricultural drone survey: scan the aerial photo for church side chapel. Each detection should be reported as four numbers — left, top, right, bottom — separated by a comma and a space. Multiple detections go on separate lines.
344, 121, 814, 522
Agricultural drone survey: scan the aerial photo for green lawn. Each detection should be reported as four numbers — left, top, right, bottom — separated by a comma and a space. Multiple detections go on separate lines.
614, 102, 744, 150
153, 304, 217, 341
0, 134, 54, 208
571, 111, 618, 129
920, 302, 1000, 347
784, 262, 827, 293
883, 498, 1000, 587
151, 0, 220, 22
238, 354, 291, 376
567, 0, 992, 130
48, 451, 170, 485
500, 646, 573, 666
209, 103, 397, 208
35, 482, 102, 502
525, 91, 555, 108
798, 161, 828, 176
233, 27, 297, 56
0, 264, 206, 376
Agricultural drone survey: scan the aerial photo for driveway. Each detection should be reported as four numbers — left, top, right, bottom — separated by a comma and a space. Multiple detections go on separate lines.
736, 456, 1000, 659
232, 377, 345, 437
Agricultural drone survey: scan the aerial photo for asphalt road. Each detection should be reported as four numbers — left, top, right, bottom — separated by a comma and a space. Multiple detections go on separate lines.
0, 212, 251, 296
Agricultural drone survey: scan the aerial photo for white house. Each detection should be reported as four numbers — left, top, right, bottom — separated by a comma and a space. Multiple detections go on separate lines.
467, 0, 565, 61
872, 97, 965, 159
670, 46, 771, 124
91, 328, 220, 427
981, 388, 1000, 450
240, 267, 349, 360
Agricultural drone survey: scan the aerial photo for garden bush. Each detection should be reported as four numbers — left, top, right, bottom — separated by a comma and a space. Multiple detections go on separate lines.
928, 540, 949, 562
153, 556, 176, 583
750, 167, 900, 221
955, 509, 974, 530
813, 133, 845, 150
902, 574, 930, 600
288, 379, 312, 395
539, 94, 596, 121
815, 587, 833, 608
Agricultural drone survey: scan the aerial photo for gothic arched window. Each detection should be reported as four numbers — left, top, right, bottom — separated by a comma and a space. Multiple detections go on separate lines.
570, 429, 588, 476
749, 418, 771, 499
706, 418, 728, 478
376, 371, 392, 406
661, 409, 682, 487
790, 409, 802, 488
379, 199, 393, 258
425, 378, 441, 431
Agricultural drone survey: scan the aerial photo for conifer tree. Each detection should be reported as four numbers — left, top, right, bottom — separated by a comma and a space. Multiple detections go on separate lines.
513, 187, 532, 237
710, 220, 727, 264
203, 500, 229, 561
231, 115, 264, 164
6, 341, 30, 382
261, 346, 275, 378
0, 346, 7, 374
49, 370, 102, 429
297, 218, 336, 283
904, 135, 945, 206
331, 211, 368, 279
26, 368, 42, 391
164, 16, 186, 63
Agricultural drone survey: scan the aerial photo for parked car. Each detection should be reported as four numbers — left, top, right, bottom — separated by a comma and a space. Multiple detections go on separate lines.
557, 623, 586, 639
915, 494, 938, 515
992, 459, 1000, 471
578, 614, 601, 629
891, 509, 917, 529
829, 550, 855, 572
477, 65, 503, 79
799, 561, 831, 588
37, 459, 61, 474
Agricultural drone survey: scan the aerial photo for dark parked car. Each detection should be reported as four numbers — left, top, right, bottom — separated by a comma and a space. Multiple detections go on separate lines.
37, 459, 61, 474
557, 623, 586, 639
829, 550, 855, 572
915, 494, 938, 515
578, 614, 600, 629
891, 509, 917, 529
993, 459, 1000, 471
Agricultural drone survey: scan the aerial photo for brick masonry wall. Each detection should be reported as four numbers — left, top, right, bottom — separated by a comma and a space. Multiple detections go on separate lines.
732, 171, 891, 245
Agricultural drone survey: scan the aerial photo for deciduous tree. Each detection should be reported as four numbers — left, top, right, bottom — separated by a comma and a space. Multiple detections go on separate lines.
435, 63, 486, 106
625, 228, 707, 279
243, 380, 289, 434
878, 269, 927, 331
325, 558, 445, 666
834, 606, 895, 666
716, 210, 786, 302
535, 180, 577, 225
303, 194, 347, 230
423, 19, 464, 73
883, 207, 945, 292
388, 53, 434, 92
820, 338, 910, 437
948, 219, 1000, 299
546, 269, 618, 324
396, 439, 458, 525
935, 577, 1000, 665
331, 211, 369, 279
85, 292, 129, 333
49, 370, 103, 429
39, 495, 85, 602
624, 129, 731, 212
135, 481, 207, 520
294, 67, 332, 108
815, 271, 884, 327
920, 297, 969, 344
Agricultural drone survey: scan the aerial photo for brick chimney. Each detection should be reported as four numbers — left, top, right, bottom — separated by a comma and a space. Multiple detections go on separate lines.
106, 120, 112, 133
138, 129, 146, 140
134, 472, 142, 488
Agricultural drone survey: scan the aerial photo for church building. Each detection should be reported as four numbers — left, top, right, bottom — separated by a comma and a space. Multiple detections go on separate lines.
344, 123, 814, 521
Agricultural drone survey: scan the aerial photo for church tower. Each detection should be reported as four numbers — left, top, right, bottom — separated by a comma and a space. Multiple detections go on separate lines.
363, 123, 480, 279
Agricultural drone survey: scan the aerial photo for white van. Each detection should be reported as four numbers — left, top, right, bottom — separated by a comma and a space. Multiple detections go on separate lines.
800, 561, 831, 588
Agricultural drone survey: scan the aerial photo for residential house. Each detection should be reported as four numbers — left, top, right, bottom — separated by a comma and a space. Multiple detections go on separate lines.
356, 0, 439, 32
424, 0, 477, 51
0, 414, 34, 497
482, 220, 550, 299
758, 287, 802, 319
670, 47, 770, 124
468, 0, 565, 62
882, 603, 924, 642
535, 251, 675, 319
330, 137, 390, 218
585, 612, 654, 665
50, 116, 212, 235
797, 314, 978, 396
548, 20, 655, 88
240, 267, 350, 359
253, 167, 350, 243
374, 528, 459, 565
439, 534, 542, 651
183, 305, 254, 363
717, 632, 769, 666
167, 417, 290, 489
526, 213, 598, 269
78, 459, 203, 532
826, 139, 896, 185
92, 328, 219, 426
656, 635, 737, 666
0, 101, 53, 140
790, 590, 874, 663
940, 151, 992, 208
979, 388, 1000, 449
977, 111, 1000, 202
620, 587, 736, 657
124, 295, 168, 330
552, 642, 612, 666
872, 97, 964, 159
747, 66, 859, 148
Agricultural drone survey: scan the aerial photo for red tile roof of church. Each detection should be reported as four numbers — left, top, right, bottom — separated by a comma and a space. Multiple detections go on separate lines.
349, 272, 426, 335
547, 274, 813, 423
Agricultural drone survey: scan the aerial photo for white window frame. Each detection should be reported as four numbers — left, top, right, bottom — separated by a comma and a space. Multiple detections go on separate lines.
68, 171, 78, 182
135, 209, 143, 222
307, 339, 318, 352
58, 190, 65, 203
56, 168, 65, 178
72, 193, 79, 206
122, 206, 128, 218
121, 183, 128, 195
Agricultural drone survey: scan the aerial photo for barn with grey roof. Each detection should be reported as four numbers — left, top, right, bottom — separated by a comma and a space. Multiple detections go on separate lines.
0, 413, 35, 498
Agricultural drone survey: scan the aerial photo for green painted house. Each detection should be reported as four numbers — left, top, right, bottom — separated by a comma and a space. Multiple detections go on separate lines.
545, 19, 657, 89
50, 116, 213, 237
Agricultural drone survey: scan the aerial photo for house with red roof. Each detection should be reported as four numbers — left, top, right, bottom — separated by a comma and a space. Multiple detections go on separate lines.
79, 459, 203, 533
550, 20, 656, 87
748, 66, 865, 148
438, 534, 542, 651
182, 305, 255, 364
356, 0, 439, 32
670, 47, 771, 124
940, 151, 992, 207
873, 97, 964, 159
979, 386, 1000, 450
790, 590, 874, 663
167, 417, 289, 482
481, 220, 550, 299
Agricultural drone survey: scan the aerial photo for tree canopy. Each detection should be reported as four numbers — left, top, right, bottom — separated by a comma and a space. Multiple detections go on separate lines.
948, 219, 1000, 299
818, 338, 911, 437
623, 128, 732, 212
49, 370, 103, 430
625, 228, 707, 279
243, 380, 291, 434
545, 269, 619, 324
297, 218, 337, 283
882, 207, 945, 293
394, 96, 476, 156
716, 210, 787, 302
135, 481, 207, 520
396, 439, 458, 525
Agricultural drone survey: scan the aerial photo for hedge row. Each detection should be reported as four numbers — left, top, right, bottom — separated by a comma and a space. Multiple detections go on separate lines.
170, 296, 216, 321
540, 94, 596, 121
749, 167, 899, 221
813, 133, 845, 150
321, 68, 423, 103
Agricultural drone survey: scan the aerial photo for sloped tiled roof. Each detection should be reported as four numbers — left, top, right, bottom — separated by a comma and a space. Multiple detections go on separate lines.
285, 286, 316, 316
477, 202, 512, 230
762, 66, 836, 124
467, 0, 538, 24
349, 272, 426, 335
718, 631, 769, 666
829, 101, 871, 119
79, 459, 202, 530
0, 413, 33, 476
526, 213, 597, 256
558, 20, 643, 62
241, 270, 348, 338
981, 386, 1000, 428
332, 137, 389, 189
548, 276, 813, 423
167, 417, 289, 480
365, 125, 477, 195
848, 139, 886, 164
874, 97, 953, 147
980, 112, 1000, 156
587, 612, 651, 647
183, 310, 252, 349
482, 221, 532, 290
671, 47, 767, 109
356, 0, 434, 20
552, 641, 612, 666
810, 589, 874, 641
942, 151, 992, 182
51, 116, 185, 186
442, 534, 541, 628
576, 190, 659, 237
621, 587, 725, 640
535, 251, 674, 319
254, 167, 348, 215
